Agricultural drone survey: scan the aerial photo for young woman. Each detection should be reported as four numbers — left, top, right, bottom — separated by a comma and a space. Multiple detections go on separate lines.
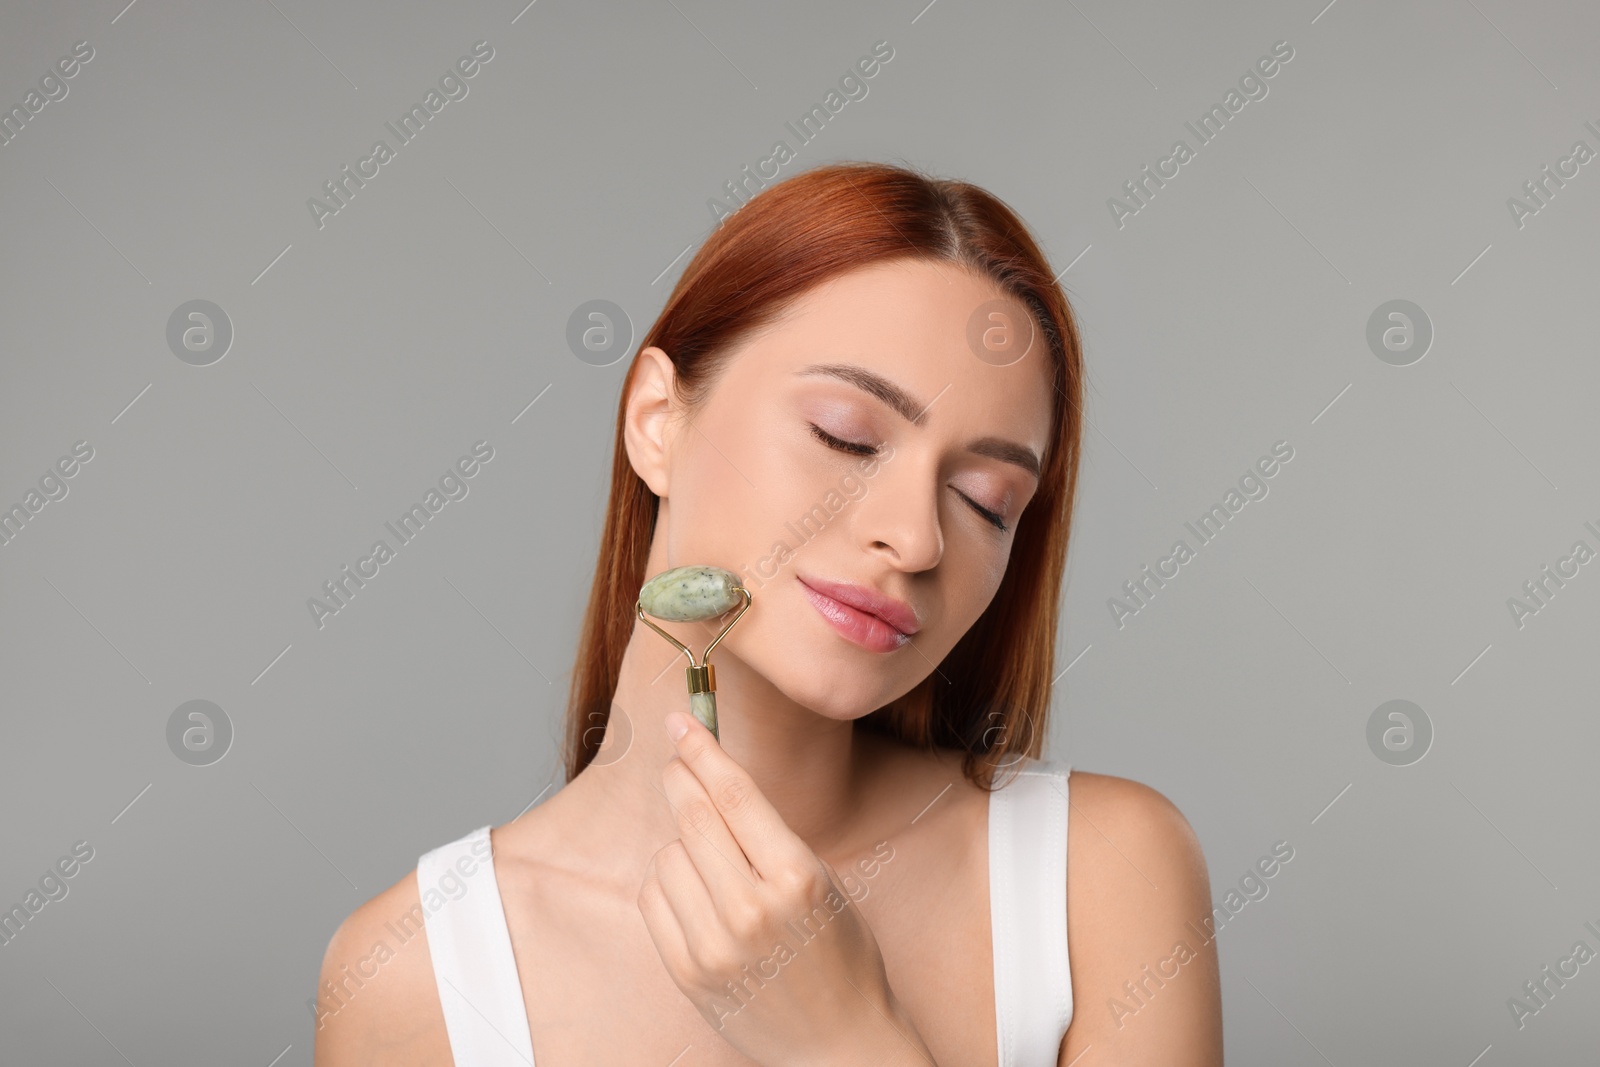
315, 162, 1223, 1066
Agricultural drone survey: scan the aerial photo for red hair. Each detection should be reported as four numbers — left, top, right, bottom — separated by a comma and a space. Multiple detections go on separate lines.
563, 161, 1085, 791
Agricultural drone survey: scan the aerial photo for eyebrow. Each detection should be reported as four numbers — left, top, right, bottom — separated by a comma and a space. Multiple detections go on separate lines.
796, 362, 1043, 480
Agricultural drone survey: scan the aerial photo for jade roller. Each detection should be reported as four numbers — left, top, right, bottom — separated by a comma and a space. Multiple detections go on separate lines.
636, 565, 752, 741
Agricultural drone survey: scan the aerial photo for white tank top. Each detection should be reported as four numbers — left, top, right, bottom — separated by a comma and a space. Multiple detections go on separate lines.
417, 756, 1073, 1065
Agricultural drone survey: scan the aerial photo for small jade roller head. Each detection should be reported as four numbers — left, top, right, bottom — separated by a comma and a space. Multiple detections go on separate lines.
636, 565, 752, 741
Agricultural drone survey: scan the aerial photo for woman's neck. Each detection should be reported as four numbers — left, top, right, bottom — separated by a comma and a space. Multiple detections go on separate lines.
541, 616, 886, 885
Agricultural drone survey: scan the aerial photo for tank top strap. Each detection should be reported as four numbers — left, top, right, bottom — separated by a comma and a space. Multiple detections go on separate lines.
417, 825, 536, 1066
988, 757, 1074, 1065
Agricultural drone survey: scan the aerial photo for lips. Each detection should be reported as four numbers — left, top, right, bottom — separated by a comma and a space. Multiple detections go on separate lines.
797, 575, 919, 653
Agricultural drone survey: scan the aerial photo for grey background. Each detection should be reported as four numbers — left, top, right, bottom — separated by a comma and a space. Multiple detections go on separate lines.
2, 0, 1597, 1063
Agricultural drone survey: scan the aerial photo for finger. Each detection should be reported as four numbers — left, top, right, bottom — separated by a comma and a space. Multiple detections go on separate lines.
666, 711, 808, 880
661, 754, 756, 898
637, 857, 693, 978
652, 838, 736, 971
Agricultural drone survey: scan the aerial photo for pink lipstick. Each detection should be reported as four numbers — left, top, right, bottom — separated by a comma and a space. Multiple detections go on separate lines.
797, 575, 918, 653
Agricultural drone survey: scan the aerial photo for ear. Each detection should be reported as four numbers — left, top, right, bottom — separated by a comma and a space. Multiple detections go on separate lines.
622, 346, 682, 498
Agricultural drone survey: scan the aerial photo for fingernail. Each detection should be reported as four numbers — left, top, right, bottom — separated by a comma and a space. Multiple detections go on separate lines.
666, 712, 690, 742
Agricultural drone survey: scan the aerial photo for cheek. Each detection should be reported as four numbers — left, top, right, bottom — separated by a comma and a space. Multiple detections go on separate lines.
930, 542, 1009, 639
947, 531, 1011, 598
665, 413, 803, 568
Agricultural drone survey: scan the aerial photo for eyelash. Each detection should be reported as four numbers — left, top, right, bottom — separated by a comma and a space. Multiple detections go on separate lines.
807, 423, 1009, 533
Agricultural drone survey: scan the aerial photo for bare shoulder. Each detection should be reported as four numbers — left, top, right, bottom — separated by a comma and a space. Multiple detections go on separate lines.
1060, 772, 1222, 1067
1066, 771, 1208, 885
312, 865, 453, 1066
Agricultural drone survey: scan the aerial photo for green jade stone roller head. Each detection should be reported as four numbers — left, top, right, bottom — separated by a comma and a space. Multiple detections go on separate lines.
636, 565, 752, 742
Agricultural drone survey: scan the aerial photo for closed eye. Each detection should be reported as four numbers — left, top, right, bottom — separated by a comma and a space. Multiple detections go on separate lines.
956, 489, 1008, 532
807, 424, 1009, 533
808, 423, 878, 457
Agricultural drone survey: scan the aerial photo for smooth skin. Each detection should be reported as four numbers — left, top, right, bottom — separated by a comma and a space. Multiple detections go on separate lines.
315, 258, 1222, 1066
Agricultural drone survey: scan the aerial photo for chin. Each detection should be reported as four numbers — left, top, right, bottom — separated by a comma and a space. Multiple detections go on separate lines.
719, 629, 900, 723
795, 671, 886, 721
791, 635, 914, 721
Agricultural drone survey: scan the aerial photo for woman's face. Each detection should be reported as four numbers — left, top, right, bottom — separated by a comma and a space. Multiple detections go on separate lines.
631, 256, 1055, 720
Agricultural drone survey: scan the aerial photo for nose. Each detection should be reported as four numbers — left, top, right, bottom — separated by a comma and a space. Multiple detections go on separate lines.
857, 449, 944, 573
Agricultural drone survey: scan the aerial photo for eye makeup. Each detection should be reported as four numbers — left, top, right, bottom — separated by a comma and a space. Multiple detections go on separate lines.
806, 422, 1011, 532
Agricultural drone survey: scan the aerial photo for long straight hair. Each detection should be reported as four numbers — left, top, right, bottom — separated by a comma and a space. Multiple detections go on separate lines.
563, 161, 1085, 791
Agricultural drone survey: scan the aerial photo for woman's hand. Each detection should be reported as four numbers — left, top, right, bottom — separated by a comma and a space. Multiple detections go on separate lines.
637, 710, 936, 1067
